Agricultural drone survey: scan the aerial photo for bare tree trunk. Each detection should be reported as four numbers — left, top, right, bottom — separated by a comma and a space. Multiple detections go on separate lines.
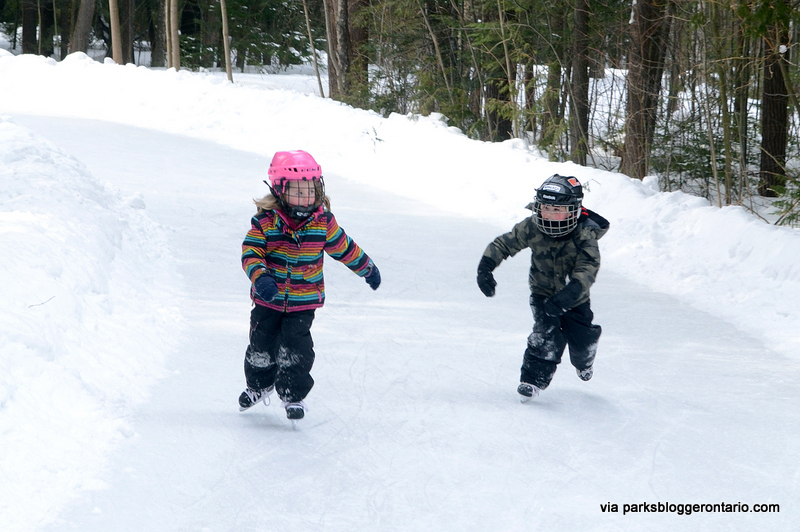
496, 0, 515, 136
759, 29, 789, 197
701, 51, 722, 208
58, 0, 69, 58
69, 0, 95, 53
108, 0, 124, 63
169, 0, 180, 70
708, 0, 732, 205
150, 0, 166, 66
622, 0, 670, 179
448, 0, 484, 121
220, 0, 233, 81
302, 0, 324, 96
324, 0, 341, 98
525, 65, 536, 137
540, 61, 561, 145
165, 0, 172, 67
733, 15, 750, 204
540, 5, 565, 152
417, 0, 450, 102
22, 0, 38, 54
321, 0, 372, 101
119, 0, 134, 63
48, 0, 59, 58
39, 1, 55, 57
335, 0, 350, 96
717, 64, 733, 205
37, 0, 42, 55
485, 79, 498, 140
570, 0, 590, 166
348, 0, 369, 92
486, 77, 512, 141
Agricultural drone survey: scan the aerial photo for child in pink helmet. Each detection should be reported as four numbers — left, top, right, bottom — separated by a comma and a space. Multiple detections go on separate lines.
238, 150, 381, 422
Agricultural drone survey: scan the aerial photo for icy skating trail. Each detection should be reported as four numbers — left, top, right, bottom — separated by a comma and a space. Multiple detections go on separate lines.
14, 116, 797, 531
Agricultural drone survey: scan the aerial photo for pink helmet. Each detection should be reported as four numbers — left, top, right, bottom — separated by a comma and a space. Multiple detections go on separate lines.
266, 150, 325, 220
268, 150, 321, 188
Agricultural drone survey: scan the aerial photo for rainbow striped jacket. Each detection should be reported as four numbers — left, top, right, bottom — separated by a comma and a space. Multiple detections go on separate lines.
242, 208, 372, 312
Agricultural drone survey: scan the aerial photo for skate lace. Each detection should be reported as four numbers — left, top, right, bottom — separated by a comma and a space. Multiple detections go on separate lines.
244, 388, 261, 403
246, 386, 274, 406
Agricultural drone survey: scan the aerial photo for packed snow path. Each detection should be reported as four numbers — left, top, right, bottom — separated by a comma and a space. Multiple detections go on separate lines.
14, 116, 797, 531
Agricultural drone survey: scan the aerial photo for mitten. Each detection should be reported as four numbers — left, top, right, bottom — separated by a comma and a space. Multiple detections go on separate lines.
544, 281, 582, 317
477, 256, 497, 297
543, 298, 567, 317
253, 273, 279, 302
365, 264, 381, 290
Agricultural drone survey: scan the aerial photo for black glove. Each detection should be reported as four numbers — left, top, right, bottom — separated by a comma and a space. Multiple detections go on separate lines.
253, 273, 279, 301
477, 256, 497, 297
544, 281, 582, 317
365, 263, 381, 290
543, 298, 567, 317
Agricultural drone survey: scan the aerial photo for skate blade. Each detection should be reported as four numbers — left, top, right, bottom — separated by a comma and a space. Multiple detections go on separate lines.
519, 395, 533, 403
291, 419, 298, 429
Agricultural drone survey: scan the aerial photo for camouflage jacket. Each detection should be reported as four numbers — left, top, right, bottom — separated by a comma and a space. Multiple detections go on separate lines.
482, 208, 610, 305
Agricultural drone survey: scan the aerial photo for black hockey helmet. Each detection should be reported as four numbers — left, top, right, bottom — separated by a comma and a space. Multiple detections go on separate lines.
533, 174, 584, 237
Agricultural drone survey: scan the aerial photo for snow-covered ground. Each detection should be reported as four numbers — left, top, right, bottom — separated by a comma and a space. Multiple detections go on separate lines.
1, 51, 799, 531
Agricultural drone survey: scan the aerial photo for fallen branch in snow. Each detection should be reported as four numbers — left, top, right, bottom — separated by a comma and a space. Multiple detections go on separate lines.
28, 296, 56, 308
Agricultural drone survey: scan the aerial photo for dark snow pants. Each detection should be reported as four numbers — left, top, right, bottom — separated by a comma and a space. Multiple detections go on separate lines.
521, 294, 602, 390
244, 305, 316, 403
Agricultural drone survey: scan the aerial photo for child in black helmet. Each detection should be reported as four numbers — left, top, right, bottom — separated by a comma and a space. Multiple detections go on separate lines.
476, 174, 610, 401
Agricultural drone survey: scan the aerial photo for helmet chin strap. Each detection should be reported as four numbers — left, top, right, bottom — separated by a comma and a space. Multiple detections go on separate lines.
263, 180, 279, 197
287, 206, 314, 219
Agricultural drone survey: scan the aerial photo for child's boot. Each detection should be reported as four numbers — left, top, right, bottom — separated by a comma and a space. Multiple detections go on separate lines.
576, 366, 593, 381
238, 385, 275, 411
517, 382, 540, 402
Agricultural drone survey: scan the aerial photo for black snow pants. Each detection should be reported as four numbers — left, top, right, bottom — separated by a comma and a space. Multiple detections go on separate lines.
521, 294, 602, 390
244, 305, 316, 403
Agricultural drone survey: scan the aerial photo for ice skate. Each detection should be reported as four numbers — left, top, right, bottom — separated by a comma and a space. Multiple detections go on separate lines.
517, 382, 540, 402
238, 385, 274, 411
576, 366, 593, 381
282, 401, 307, 427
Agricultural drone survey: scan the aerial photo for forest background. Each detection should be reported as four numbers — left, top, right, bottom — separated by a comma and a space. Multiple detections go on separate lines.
3, 0, 800, 226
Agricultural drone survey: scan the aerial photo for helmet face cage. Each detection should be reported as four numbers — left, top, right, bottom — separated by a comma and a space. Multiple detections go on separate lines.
272, 176, 325, 219
533, 175, 583, 237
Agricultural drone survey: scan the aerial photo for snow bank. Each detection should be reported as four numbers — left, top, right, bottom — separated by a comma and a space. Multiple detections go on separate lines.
585, 169, 800, 353
0, 52, 798, 355
0, 118, 181, 530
